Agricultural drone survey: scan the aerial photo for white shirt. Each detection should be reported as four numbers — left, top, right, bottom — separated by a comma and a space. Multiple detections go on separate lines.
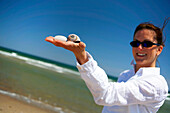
76, 52, 168, 113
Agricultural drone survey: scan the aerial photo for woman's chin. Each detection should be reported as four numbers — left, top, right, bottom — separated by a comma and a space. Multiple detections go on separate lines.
135, 60, 148, 67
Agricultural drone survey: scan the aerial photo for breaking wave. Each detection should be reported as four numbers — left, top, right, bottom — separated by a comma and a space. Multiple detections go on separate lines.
0, 50, 80, 75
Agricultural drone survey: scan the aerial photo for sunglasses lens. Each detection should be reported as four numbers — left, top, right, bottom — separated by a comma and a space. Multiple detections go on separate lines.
142, 41, 153, 47
130, 41, 140, 47
143, 42, 148, 47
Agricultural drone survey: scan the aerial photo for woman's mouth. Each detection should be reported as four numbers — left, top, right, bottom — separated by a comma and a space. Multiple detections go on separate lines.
136, 53, 147, 57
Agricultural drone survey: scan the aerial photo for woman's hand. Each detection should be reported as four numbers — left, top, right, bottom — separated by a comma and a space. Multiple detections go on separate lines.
45, 36, 88, 65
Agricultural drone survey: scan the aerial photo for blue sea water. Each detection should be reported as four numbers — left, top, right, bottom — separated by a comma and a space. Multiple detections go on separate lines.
0, 46, 169, 113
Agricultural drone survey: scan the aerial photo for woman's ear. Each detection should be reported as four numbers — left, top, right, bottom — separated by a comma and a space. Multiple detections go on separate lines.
156, 45, 163, 56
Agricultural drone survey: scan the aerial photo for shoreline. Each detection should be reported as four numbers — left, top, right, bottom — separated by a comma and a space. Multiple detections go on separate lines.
0, 94, 53, 113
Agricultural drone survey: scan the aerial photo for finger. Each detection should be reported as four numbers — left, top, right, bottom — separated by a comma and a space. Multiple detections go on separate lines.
45, 36, 54, 43
45, 36, 67, 48
53, 39, 67, 47
79, 42, 86, 49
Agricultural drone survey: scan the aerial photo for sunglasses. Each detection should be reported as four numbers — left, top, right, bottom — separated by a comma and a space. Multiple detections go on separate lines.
130, 40, 160, 48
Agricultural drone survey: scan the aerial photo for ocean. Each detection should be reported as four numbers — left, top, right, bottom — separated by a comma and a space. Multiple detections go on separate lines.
0, 46, 169, 113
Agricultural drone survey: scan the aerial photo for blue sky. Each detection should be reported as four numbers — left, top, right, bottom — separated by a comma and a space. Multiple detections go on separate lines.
0, 0, 170, 86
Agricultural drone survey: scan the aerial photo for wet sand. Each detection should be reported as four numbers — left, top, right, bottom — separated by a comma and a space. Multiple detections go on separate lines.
0, 94, 53, 113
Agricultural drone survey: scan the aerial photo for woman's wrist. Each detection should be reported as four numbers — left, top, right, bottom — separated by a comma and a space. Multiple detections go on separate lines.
74, 50, 88, 65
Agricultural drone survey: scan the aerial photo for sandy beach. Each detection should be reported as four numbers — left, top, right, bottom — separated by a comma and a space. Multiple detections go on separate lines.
0, 94, 53, 113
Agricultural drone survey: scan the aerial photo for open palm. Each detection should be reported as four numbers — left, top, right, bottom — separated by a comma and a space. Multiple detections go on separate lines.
45, 36, 88, 65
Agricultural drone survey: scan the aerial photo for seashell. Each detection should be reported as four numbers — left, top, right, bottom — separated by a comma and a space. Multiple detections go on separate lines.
54, 35, 67, 42
67, 34, 80, 43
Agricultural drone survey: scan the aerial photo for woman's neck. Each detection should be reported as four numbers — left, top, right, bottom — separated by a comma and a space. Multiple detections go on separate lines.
135, 63, 156, 73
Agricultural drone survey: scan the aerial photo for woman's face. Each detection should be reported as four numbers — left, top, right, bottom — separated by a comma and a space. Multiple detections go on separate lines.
132, 29, 163, 67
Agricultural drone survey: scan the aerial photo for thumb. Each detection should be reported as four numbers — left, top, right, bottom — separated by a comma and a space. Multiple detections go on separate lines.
79, 42, 86, 49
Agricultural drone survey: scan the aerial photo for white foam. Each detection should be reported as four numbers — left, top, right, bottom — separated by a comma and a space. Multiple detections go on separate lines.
0, 50, 12, 56
0, 50, 80, 75
166, 93, 170, 101
166, 97, 170, 101
0, 89, 76, 113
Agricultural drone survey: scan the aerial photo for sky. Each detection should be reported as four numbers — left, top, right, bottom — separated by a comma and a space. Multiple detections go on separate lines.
0, 0, 170, 86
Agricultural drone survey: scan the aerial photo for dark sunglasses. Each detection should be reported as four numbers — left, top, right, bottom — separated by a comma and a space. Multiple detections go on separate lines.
130, 40, 160, 48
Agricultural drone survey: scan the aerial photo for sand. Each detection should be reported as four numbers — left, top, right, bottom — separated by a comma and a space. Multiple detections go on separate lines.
0, 94, 54, 113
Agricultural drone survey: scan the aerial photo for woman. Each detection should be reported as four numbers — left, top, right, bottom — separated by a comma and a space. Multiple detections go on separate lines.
45, 19, 169, 113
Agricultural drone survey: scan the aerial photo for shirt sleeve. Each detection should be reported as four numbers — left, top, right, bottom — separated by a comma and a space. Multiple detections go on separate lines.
76, 52, 168, 106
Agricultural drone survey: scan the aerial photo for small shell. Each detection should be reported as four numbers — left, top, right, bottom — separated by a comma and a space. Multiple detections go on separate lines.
54, 35, 67, 42
67, 34, 80, 43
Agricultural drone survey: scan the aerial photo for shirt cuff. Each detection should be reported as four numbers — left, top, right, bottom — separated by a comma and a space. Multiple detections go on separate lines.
76, 52, 97, 73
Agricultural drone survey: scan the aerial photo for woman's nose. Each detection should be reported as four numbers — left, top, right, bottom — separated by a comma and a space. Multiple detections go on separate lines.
138, 44, 143, 50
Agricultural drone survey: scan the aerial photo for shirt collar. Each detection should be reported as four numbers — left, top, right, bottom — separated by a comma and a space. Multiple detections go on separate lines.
135, 67, 160, 76
130, 59, 160, 76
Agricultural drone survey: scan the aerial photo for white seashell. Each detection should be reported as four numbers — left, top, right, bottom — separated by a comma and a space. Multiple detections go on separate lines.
54, 35, 67, 42
67, 34, 80, 43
